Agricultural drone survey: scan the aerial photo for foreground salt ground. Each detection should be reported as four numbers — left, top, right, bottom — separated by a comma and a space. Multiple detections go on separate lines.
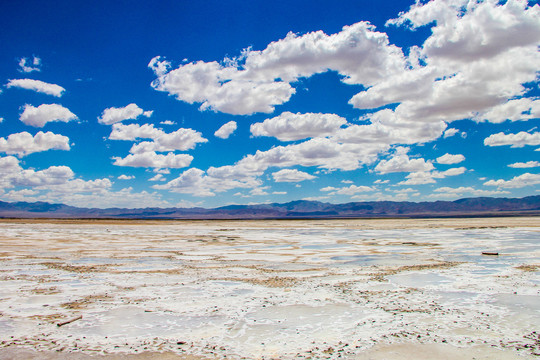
0, 218, 539, 359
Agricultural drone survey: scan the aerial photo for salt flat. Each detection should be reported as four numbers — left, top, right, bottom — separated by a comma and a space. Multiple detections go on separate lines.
0, 218, 539, 359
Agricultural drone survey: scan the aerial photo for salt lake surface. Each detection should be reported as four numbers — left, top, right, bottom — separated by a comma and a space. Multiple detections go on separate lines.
0, 218, 539, 359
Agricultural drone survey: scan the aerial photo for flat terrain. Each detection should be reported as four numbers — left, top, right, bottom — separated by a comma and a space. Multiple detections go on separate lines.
0, 217, 539, 359
0, 216, 538, 228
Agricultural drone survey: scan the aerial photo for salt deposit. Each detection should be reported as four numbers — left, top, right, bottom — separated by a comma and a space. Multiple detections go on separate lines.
0, 218, 538, 359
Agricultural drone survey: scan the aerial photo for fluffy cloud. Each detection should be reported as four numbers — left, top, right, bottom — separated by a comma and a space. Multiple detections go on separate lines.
149, 21, 405, 115
398, 172, 435, 185
148, 129, 207, 152
389, 0, 540, 60
160, 120, 176, 125
0, 131, 70, 156
2, 189, 40, 202
214, 121, 237, 139
251, 112, 347, 141
118, 174, 134, 180
153, 168, 221, 197
149, 174, 166, 182
438, 167, 467, 177
39, 184, 169, 209
243, 22, 405, 85
0, 155, 172, 208
35, 178, 112, 194
128, 129, 208, 153
272, 169, 316, 182
475, 98, 540, 123
201, 136, 384, 181
335, 109, 447, 147
141, 1, 540, 200
351, 0, 540, 131
0, 156, 72, 189
154, 133, 393, 197
6, 79, 65, 97
436, 153, 465, 164
109, 123, 208, 152
243, 137, 383, 171
508, 161, 540, 168
250, 187, 269, 196
46, 187, 170, 209
443, 128, 459, 138
375, 147, 434, 174
98, 103, 152, 125
321, 184, 373, 195
484, 172, 540, 188
0, 156, 21, 173
150, 59, 295, 115
148, 0, 539, 168
431, 186, 510, 197
19, 104, 78, 127
109, 123, 164, 141
484, 131, 540, 148
14, 166, 74, 187
398, 167, 466, 185
18, 56, 41, 73
112, 152, 193, 169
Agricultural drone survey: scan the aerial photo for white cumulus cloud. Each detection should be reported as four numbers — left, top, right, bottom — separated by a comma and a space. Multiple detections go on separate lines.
145, 0, 540, 198
153, 168, 219, 197
475, 98, 540, 123
98, 103, 152, 125
484, 131, 540, 148
0, 131, 70, 157
484, 172, 540, 188
508, 161, 540, 168
443, 128, 459, 138
6, 79, 65, 97
431, 186, 510, 198
109, 123, 164, 141
118, 174, 134, 180
436, 153, 465, 164
18, 56, 41, 73
375, 147, 434, 174
149, 174, 166, 182
19, 104, 78, 127
149, 21, 405, 115
112, 151, 193, 169
214, 121, 237, 139
272, 169, 316, 182
350, 0, 540, 134
321, 184, 373, 195
109, 123, 208, 153
398, 167, 466, 185
160, 120, 176, 125
251, 112, 347, 141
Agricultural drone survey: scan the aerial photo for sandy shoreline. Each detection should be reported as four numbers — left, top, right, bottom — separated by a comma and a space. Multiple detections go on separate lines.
0, 217, 539, 359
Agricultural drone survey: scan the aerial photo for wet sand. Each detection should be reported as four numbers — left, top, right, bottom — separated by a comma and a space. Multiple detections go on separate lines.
0, 217, 538, 359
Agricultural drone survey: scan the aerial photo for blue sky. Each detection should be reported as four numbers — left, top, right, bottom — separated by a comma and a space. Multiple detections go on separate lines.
0, 0, 539, 209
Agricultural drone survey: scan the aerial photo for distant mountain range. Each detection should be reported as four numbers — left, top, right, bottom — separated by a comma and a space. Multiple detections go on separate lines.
1, 195, 539, 219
